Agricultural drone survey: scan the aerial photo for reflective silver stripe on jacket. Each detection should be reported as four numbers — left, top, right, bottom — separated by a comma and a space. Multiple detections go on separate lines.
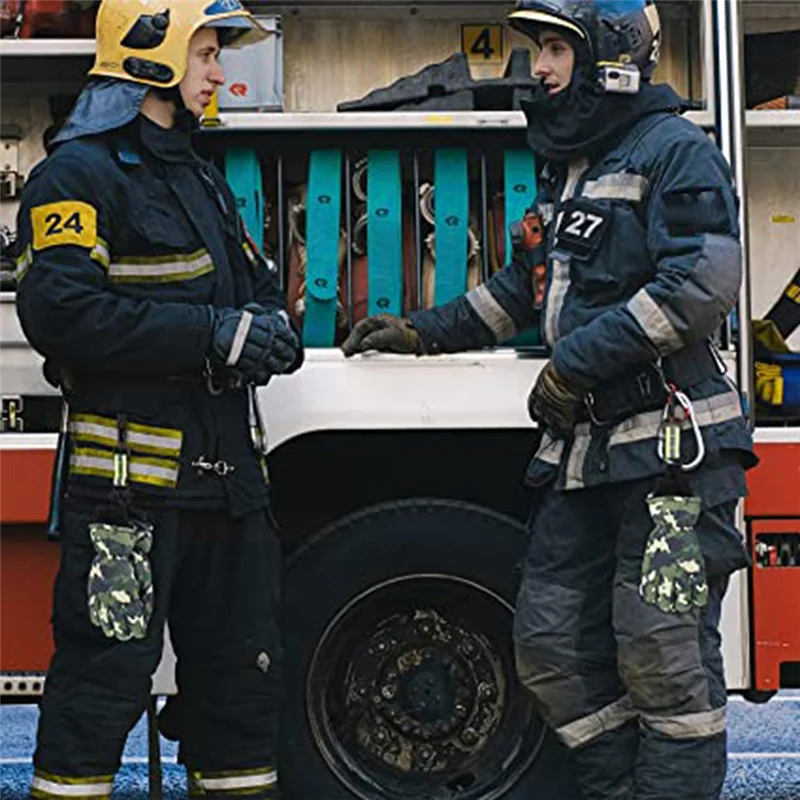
107, 249, 213, 283
69, 413, 182, 458
465, 284, 516, 342
641, 706, 726, 739
564, 422, 592, 490
227, 310, 253, 367
544, 158, 588, 346
582, 172, 649, 202
559, 388, 743, 490
555, 695, 637, 749
70, 446, 180, 488
31, 771, 113, 798
190, 767, 278, 794
544, 258, 570, 346
534, 431, 565, 465
607, 389, 743, 448
627, 287, 683, 353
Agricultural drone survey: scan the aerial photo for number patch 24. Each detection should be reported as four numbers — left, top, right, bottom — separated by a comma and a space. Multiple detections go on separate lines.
556, 198, 609, 260
31, 201, 97, 251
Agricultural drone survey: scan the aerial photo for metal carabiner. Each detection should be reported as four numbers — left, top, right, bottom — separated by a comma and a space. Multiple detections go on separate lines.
673, 390, 705, 471
657, 389, 705, 472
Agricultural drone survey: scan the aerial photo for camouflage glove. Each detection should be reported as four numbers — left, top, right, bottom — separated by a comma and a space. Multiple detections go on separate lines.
527, 360, 583, 432
341, 314, 423, 357
639, 494, 708, 614
87, 520, 154, 641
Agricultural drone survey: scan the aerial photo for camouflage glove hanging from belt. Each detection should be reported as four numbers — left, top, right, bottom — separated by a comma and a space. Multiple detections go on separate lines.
640, 494, 708, 614
88, 519, 154, 641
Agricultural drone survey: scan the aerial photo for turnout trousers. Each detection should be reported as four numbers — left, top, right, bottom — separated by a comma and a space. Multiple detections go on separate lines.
32, 497, 282, 799
514, 476, 745, 800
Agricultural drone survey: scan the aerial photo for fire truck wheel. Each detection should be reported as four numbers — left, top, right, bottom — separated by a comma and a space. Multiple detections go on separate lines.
279, 498, 578, 800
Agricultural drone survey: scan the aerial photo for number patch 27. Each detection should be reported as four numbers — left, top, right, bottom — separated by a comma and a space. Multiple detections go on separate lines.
32, 201, 97, 251
556, 199, 609, 260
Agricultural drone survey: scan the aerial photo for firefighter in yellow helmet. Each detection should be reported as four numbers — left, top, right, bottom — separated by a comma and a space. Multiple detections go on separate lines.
17, 2, 300, 797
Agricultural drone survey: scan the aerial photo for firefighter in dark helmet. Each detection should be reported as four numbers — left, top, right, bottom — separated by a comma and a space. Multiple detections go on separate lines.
342, 1, 756, 797
16, 1, 300, 796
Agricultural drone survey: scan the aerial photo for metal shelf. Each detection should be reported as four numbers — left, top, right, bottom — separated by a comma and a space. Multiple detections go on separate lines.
208, 110, 527, 131
205, 108, 715, 132
0, 38, 95, 57
746, 110, 800, 147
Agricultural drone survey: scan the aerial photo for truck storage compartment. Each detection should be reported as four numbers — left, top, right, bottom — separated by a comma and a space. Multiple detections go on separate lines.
750, 521, 800, 690
197, 130, 547, 349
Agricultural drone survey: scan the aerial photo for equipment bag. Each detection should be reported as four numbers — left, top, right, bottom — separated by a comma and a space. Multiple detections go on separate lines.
753, 317, 800, 418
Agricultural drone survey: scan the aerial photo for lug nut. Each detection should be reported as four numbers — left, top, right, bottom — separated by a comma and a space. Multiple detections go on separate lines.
460, 727, 478, 746
381, 683, 396, 700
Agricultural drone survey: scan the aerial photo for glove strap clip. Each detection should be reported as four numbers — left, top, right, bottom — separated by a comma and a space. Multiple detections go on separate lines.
203, 357, 225, 396
191, 454, 236, 477
113, 415, 130, 489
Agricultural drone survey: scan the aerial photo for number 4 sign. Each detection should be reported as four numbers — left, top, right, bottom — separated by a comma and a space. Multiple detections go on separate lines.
461, 25, 504, 64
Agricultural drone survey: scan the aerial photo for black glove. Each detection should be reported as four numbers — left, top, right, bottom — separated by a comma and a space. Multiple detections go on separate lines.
341, 314, 423, 357
527, 360, 583, 432
210, 306, 299, 384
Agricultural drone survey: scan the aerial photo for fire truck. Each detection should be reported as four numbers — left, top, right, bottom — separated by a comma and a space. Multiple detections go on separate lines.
1, 1, 798, 797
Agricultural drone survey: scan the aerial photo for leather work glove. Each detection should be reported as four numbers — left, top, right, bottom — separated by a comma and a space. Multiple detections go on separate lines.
341, 314, 423, 357
527, 360, 583, 432
87, 520, 154, 641
639, 494, 708, 614
211, 306, 300, 384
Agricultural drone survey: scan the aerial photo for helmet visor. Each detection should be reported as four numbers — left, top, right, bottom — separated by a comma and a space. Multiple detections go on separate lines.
205, 14, 270, 48
508, 8, 587, 42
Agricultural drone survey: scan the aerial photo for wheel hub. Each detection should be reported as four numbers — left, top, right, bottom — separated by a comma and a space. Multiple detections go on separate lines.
346, 609, 505, 774
306, 573, 544, 800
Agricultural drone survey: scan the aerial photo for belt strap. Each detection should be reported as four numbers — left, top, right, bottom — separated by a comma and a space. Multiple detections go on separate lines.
433, 148, 469, 304
503, 149, 540, 347
304, 149, 342, 346
366, 149, 403, 316
582, 341, 723, 425
225, 148, 263, 251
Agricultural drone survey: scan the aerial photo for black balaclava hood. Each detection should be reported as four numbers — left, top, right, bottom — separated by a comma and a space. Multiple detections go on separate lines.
521, 33, 685, 162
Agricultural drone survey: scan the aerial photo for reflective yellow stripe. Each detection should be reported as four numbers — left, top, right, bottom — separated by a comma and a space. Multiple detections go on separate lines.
90, 237, 110, 269
108, 248, 213, 283
189, 767, 278, 796
31, 770, 113, 799
14, 244, 32, 282
242, 240, 257, 265
69, 413, 182, 457
70, 446, 180, 488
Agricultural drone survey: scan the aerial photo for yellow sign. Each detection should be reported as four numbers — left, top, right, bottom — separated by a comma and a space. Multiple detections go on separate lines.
771, 215, 796, 224
462, 25, 504, 64
201, 91, 222, 128
31, 201, 97, 251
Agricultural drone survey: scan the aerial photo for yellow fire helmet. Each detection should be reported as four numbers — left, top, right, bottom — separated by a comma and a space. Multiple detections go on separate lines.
90, 0, 271, 89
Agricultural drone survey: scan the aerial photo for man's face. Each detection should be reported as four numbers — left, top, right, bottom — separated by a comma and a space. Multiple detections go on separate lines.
533, 30, 576, 96
179, 27, 225, 118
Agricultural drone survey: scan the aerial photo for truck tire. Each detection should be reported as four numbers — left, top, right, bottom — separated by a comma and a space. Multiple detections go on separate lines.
279, 498, 579, 800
